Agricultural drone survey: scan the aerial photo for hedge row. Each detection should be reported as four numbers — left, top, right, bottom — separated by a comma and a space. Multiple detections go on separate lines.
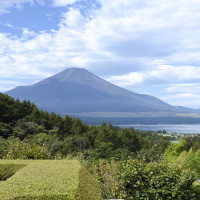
0, 164, 25, 181
0, 160, 102, 200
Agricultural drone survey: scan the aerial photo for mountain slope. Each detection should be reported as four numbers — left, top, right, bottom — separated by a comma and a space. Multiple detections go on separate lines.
5, 68, 200, 121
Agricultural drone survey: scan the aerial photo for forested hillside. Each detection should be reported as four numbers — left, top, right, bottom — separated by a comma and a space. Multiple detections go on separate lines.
1, 92, 200, 199
0, 92, 171, 159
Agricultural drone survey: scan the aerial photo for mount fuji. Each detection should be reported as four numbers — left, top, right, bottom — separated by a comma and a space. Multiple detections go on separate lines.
6, 68, 200, 124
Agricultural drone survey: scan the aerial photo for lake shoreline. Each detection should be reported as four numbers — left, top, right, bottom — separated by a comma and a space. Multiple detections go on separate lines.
116, 124, 200, 134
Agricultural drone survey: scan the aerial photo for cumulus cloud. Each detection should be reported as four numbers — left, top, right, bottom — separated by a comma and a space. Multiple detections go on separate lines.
0, 0, 34, 14
107, 65, 200, 87
164, 84, 200, 94
162, 93, 200, 109
52, 0, 81, 7
0, 80, 24, 92
59, 8, 88, 29
107, 72, 143, 87
149, 65, 200, 81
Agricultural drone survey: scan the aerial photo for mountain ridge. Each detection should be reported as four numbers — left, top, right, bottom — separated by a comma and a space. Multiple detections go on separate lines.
5, 68, 200, 123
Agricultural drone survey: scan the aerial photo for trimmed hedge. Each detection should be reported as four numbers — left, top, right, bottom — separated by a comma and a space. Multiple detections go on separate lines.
0, 164, 25, 181
13, 195, 71, 199
75, 167, 102, 200
0, 160, 102, 200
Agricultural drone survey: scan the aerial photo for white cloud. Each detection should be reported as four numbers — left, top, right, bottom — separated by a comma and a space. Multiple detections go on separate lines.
149, 65, 200, 80
164, 84, 200, 94
0, 80, 24, 92
59, 8, 88, 29
52, 0, 80, 7
0, 0, 34, 14
107, 72, 143, 87
21, 28, 37, 40
162, 93, 200, 109
106, 65, 200, 88
0, 22, 13, 28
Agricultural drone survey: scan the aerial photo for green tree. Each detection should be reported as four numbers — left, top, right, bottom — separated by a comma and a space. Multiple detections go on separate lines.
58, 115, 73, 137
164, 139, 187, 162
30, 106, 41, 124
0, 122, 12, 138
91, 142, 116, 160
95, 122, 116, 147
117, 128, 141, 152
71, 118, 86, 135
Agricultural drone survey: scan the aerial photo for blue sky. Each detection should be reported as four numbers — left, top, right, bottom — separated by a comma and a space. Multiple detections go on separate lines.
1, 0, 200, 108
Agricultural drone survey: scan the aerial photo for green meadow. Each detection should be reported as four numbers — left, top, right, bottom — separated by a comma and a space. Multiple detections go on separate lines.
0, 160, 102, 200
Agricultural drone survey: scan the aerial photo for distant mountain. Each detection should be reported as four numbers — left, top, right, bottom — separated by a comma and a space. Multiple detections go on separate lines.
6, 68, 200, 124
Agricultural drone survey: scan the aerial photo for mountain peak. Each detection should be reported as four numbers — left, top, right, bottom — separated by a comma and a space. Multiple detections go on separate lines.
61, 67, 89, 74
56, 67, 94, 82
36, 67, 130, 95
37, 67, 98, 85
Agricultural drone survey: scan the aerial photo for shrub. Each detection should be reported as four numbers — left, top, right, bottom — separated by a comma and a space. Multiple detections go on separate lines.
164, 140, 200, 178
118, 159, 199, 199
172, 149, 200, 177
2, 137, 51, 159
136, 148, 163, 162
164, 139, 187, 161
60, 143, 78, 155
89, 160, 124, 199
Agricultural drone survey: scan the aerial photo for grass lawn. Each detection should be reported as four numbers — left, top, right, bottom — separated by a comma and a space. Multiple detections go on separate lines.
0, 160, 102, 200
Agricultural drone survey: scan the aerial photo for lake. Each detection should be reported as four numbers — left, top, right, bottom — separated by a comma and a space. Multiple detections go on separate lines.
118, 124, 200, 133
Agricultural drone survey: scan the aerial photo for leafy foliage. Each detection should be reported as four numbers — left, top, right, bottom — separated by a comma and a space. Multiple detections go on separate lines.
164, 140, 200, 178
118, 159, 198, 200
89, 159, 124, 199
2, 137, 51, 159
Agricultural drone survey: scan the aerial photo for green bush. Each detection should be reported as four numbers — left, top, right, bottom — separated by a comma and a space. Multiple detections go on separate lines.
60, 143, 78, 155
164, 140, 200, 177
118, 159, 199, 200
164, 139, 187, 161
89, 159, 124, 199
136, 148, 163, 162
2, 137, 51, 159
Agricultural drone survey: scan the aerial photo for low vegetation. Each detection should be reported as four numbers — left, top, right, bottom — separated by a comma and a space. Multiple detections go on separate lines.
0, 164, 25, 181
0, 160, 102, 199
